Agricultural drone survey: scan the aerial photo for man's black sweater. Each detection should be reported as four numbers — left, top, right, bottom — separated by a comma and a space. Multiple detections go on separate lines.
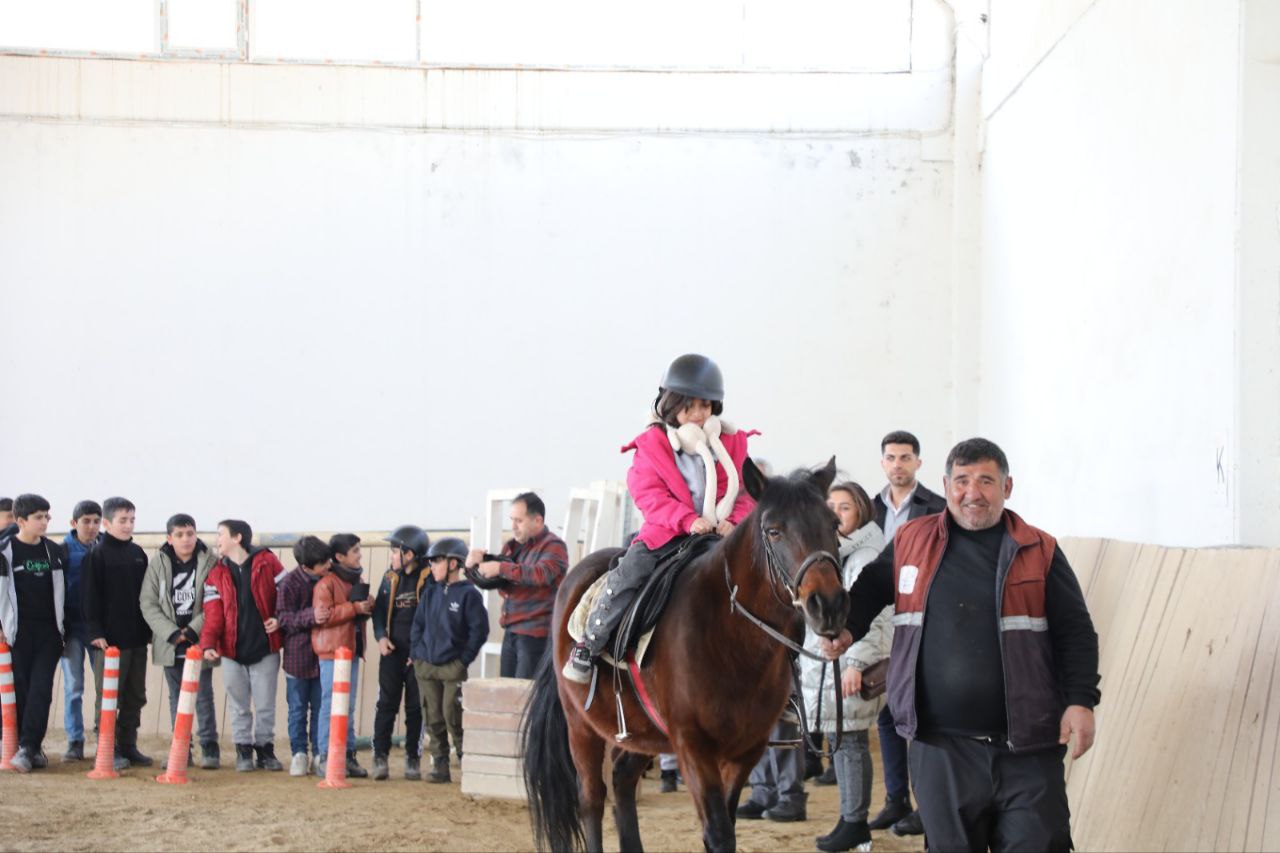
847, 512, 1101, 737
80, 534, 151, 649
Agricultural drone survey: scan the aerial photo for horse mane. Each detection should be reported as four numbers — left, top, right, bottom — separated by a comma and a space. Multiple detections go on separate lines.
705, 465, 832, 569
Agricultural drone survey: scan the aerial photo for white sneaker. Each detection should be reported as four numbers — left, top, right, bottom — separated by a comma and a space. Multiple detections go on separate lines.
312, 753, 325, 777
289, 752, 309, 777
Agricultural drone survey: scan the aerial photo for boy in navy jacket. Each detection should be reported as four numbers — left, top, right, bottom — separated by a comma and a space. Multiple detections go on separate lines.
410, 537, 487, 783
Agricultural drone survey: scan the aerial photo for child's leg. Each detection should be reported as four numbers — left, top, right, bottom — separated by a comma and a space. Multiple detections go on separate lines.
833, 729, 873, 822
441, 662, 466, 758
222, 660, 254, 746
163, 663, 183, 729
345, 657, 360, 746
195, 666, 218, 747
285, 675, 309, 756
115, 647, 148, 752
582, 541, 662, 656
402, 657, 423, 759
249, 652, 280, 748
17, 638, 60, 753
306, 677, 323, 756
60, 637, 85, 744
416, 664, 447, 760
317, 659, 335, 755
373, 651, 404, 756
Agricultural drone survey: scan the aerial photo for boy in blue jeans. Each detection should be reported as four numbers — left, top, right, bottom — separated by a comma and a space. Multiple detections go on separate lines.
277, 537, 330, 776
59, 499, 100, 761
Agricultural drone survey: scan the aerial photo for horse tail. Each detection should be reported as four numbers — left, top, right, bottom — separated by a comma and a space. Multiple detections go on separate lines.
520, 651, 584, 853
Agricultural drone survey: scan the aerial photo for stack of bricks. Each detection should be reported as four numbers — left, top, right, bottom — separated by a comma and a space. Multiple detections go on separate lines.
460, 678, 531, 799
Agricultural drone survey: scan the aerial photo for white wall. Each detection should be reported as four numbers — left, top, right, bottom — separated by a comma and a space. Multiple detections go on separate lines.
0, 2, 959, 533
978, 0, 1245, 545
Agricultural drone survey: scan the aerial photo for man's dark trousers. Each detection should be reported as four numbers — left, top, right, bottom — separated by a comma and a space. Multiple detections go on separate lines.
499, 630, 546, 679
878, 705, 911, 800
374, 646, 421, 757
910, 733, 1072, 852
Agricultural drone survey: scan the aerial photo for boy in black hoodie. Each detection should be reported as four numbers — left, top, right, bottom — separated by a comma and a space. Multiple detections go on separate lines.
81, 496, 152, 770
0, 494, 67, 773
410, 537, 488, 784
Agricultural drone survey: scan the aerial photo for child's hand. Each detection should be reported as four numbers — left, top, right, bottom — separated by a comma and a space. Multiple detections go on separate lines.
91, 638, 108, 650
263, 617, 279, 634
203, 648, 220, 662
378, 638, 395, 655
314, 604, 331, 625
716, 520, 735, 537
690, 519, 713, 535
355, 599, 375, 615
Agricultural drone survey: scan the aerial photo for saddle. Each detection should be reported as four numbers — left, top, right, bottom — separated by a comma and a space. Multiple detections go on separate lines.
568, 534, 721, 668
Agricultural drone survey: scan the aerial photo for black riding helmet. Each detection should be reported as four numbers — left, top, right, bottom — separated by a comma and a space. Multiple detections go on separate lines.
426, 537, 468, 563
660, 353, 724, 402
385, 524, 430, 559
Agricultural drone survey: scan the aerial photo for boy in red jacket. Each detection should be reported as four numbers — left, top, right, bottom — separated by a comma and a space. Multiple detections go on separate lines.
201, 519, 285, 772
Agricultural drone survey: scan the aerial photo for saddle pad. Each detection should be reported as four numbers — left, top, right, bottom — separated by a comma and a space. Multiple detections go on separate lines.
568, 574, 656, 667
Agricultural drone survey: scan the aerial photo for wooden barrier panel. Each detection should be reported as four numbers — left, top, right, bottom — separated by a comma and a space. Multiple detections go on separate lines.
1059, 538, 1280, 851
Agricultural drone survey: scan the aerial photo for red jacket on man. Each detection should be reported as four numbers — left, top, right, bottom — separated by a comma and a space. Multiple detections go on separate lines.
200, 549, 285, 659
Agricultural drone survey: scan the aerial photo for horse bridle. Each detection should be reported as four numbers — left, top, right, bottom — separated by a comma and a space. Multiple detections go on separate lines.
721, 519, 848, 757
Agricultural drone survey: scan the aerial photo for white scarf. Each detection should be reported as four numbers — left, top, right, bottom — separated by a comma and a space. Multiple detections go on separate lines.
663, 415, 740, 525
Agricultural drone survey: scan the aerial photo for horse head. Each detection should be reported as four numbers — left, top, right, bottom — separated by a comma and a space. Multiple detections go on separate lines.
742, 456, 850, 638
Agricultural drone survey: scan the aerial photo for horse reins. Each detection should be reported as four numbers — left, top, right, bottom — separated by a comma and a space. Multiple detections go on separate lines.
722, 520, 847, 757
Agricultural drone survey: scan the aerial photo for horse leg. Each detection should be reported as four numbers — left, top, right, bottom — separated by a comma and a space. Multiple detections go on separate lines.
610, 748, 649, 853
568, 721, 608, 853
680, 745, 738, 853
720, 753, 759, 826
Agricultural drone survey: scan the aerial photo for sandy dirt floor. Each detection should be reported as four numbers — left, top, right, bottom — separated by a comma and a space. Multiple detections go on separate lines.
0, 735, 927, 852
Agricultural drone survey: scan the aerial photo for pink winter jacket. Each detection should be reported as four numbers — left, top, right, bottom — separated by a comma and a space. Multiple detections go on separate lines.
622, 424, 759, 550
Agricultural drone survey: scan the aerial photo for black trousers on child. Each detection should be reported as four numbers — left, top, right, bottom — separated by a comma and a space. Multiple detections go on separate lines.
909, 733, 1073, 852
374, 645, 421, 758
13, 626, 62, 753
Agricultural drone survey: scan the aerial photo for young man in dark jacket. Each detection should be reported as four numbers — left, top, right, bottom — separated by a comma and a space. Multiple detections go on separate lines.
370, 524, 430, 781
411, 537, 488, 783
80, 496, 152, 770
200, 519, 286, 772
58, 499, 99, 761
0, 494, 67, 773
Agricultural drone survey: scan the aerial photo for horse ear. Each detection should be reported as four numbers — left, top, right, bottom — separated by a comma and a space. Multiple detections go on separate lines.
743, 456, 768, 501
812, 456, 837, 494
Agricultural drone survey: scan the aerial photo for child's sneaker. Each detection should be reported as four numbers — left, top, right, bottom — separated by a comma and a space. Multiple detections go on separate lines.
562, 642, 593, 684
9, 747, 32, 773
290, 752, 309, 777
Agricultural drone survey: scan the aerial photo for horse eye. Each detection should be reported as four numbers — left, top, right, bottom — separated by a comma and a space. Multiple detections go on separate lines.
766, 528, 782, 541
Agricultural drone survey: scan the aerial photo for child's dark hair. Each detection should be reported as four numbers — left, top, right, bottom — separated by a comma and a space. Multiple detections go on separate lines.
103, 496, 135, 521
13, 494, 50, 519
293, 535, 331, 569
166, 513, 197, 535
72, 500, 103, 521
329, 533, 361, 558
218, 519, 253, 549
653, 389, 723, 428
0, 498, 12, 513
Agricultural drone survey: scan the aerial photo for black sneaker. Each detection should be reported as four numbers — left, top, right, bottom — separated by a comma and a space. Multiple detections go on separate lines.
561, 642, 593, 684
200, 741, 221, 770
659, 769, 678, 793
763, 800, 807, 823
428, 756, 451, 783
868, 796, 912, 830
372, 753, 389, 781
814, 764, 837, 786
62, 741, 85, 762
736, 800, 769, 820
347, 750, 370, 779
235, 744, 256, 772
892, 810, 924, 836
29, 750, 48, 769
255, 743, 283, 771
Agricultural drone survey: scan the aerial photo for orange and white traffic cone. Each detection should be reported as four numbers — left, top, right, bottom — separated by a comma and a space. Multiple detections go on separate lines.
88, 646, 121, 780
0, 643, 18, 771
317, 647, 352, 789
156, 647, 201, 784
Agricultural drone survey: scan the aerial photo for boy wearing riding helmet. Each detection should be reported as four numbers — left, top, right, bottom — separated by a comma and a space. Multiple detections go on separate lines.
410, 537, 489, 783
370, 524, 431, 780
564, 353, 758, 683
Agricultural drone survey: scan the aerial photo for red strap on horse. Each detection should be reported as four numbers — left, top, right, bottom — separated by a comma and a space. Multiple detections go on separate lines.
625, 651, 669, 737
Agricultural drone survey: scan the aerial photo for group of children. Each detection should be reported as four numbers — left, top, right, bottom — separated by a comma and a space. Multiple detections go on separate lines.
0, 495, 488, 781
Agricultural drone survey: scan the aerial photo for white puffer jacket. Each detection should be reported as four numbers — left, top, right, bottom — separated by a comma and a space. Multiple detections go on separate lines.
800, 521, 891, 733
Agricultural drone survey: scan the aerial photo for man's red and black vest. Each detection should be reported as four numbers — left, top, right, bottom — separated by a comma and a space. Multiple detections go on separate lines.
886, 508, 1063, 752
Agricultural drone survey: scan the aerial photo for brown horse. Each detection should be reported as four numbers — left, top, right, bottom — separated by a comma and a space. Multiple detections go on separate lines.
521, 457, 849, 853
